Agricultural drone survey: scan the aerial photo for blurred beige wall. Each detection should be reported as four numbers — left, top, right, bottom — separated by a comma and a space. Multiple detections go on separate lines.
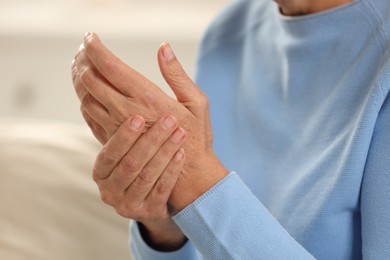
0, 0, 230, 123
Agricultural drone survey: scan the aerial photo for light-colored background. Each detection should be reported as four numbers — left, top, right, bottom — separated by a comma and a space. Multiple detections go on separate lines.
0, 0, 229, 124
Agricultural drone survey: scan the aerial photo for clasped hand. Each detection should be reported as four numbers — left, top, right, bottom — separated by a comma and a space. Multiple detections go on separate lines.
71, 32, 228, 248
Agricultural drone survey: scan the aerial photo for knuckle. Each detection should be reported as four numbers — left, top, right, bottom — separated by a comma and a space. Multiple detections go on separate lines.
100, 190, 114, 205
99, 147, 117, 166
92, 166, 100, 182
155, 178, 171, 194
198, 93, 209, 107
168, 63, 185, 78
142, 93, 157, 107
80, 92, 92, 107
113, 106, 128, 121
119, 154, 141, 173
144, 206, 165, 221
115, 204, 131, 218
79, 67, 92, 85
169, 73, 183, 87
136, 168, 155, 188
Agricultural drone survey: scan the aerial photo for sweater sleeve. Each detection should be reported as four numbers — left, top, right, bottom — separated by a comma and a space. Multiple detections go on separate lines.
361, 93, 390, 259
172, 172, 315, 259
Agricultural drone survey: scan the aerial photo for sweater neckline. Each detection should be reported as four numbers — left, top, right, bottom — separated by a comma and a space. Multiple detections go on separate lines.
273, 0, 363, 37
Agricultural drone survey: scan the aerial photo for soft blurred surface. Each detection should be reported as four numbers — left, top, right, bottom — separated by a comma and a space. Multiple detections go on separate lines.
0, 118, 130, 260
0, 0, 229, 123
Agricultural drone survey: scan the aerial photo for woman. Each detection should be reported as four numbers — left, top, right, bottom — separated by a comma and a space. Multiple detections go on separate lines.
72, 0, 390, 258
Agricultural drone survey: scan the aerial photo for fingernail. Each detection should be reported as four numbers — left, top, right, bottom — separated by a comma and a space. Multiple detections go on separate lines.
78, 43, 84, 52
161, 42, 175, 61
175, 148, 185, 161
84, 32, 92, 41
130, 115, 143, 130
162, 115, 177, 129
170, 127, 185, 143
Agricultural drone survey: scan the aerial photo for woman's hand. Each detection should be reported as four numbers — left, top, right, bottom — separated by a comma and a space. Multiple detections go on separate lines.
93, 115, 187, 250
72, 33, 207, 146
72, 32, 228, 211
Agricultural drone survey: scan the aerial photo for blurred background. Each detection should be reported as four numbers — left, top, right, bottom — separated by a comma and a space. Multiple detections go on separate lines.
0, 0, 229, 124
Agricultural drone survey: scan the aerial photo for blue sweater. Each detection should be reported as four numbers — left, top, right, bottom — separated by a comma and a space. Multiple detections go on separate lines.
130, 0, 390, 259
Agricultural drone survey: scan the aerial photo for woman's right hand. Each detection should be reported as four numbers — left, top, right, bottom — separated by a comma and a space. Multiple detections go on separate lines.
93, 114, 187, 250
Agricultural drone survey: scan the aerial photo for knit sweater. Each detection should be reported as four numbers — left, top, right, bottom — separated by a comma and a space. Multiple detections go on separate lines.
130, 0, 390, 259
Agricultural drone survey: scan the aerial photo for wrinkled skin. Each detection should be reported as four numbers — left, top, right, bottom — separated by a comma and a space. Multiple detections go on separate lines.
72, 33, 228, 213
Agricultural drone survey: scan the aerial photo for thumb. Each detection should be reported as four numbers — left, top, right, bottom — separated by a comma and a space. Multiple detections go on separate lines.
158, 43, 205, 106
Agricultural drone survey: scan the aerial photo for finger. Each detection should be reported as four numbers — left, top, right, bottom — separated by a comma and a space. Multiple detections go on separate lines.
79, 66, 133, 121
73, 53, 112, 130
73, 43, 91, 75
104, 115, 179, 196
72, 56, 89, 103
93, 116, 145, 180
157, 42, 205, 106
71, 59, 77, 82
125, 127, 186, 205
81, 109, 108, 145
145, 148, 185, 216
73, 43, 97, 98
79, 89, 112, 132
74, 54, 126, 138
83, 32, 152, 97
74, 44, 128, 113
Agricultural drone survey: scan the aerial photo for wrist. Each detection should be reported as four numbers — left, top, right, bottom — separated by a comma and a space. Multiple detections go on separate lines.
139, 219, 187, 252
171, 149, 228, 212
